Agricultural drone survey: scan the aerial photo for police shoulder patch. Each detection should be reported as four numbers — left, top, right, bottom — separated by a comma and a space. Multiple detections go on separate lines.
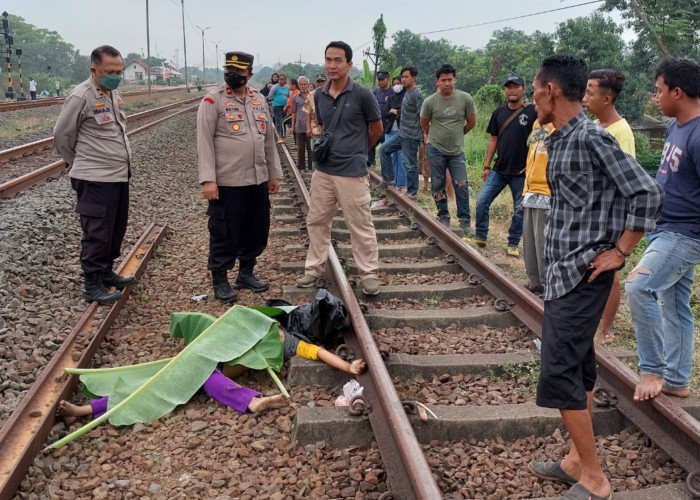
204, 97, 215, 105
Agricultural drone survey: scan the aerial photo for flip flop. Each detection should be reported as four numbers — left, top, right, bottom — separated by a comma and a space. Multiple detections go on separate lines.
528, 460, 577, 485
562, 483, 612, 499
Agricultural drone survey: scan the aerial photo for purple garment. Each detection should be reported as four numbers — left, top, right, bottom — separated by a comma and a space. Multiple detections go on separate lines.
89, 368, 260, 418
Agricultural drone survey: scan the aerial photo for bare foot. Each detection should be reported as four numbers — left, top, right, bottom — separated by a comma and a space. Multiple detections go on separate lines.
247, 394, 287, 413
662, 386, 690, 398
56, 400, 93, 417
634, 374, 665, 401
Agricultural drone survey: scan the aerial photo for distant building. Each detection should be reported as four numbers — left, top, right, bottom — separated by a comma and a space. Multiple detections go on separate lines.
123, 59, 151, 82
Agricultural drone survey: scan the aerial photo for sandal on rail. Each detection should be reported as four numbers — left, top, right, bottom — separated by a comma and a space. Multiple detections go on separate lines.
596, 329, 614, 345
524, 282, 544, 294
562, 483, 612, 500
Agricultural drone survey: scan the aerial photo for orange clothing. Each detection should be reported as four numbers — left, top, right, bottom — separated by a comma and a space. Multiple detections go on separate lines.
285, 89, 299, 114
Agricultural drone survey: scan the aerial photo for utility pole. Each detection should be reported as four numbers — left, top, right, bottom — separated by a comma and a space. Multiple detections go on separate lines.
181, 0, 189, 92
195, 25, 209, 84
212, 40, 221, 82
2, 12, 14, 99
146, 0, 151, 96
15, 48, 24, 100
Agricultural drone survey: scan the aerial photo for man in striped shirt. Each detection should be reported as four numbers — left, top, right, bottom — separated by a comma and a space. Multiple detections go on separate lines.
527, 54, 663, 500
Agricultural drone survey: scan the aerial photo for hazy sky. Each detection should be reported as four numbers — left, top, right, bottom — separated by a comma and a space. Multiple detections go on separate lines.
8, 0, 617, 70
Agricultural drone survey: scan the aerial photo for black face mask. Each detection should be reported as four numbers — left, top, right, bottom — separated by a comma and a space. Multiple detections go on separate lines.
225, 72, 247, 90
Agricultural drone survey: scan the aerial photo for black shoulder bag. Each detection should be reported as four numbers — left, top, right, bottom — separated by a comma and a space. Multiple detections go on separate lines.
312, 92, 348, 164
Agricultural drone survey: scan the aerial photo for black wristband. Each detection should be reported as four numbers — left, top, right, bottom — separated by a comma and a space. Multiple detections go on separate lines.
615, 243, 632, 257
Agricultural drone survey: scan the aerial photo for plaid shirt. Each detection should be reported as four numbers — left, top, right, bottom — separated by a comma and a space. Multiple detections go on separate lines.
543, 113, 664, 300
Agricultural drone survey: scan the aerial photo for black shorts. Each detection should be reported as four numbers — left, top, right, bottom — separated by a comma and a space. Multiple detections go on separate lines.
536, 269, 614, 410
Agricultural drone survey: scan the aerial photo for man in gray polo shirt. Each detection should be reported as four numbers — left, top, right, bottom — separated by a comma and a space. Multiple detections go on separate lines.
296, 41, 383, 295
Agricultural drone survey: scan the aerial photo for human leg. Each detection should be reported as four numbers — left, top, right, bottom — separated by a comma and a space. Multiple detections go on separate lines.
273, 106, 285, 136
401, 137, 420, 195
522, 207, 542, 290
625, 231, 700, 399
302, 171, 340, 279
393, 144, 406, 189
535, 271, 614, 497
334, 174, 379, 282
296, 133, 307, 169
445, 152, 470, 230
506, 175, 525, 247
379, 133, 401, 184
474, 170, 507, 241
597, 274, 620, 344
235, 183, 271, 292
426, 144, 450, 226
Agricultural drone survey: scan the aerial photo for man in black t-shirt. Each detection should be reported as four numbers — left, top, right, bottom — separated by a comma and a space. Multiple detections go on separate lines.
469, 74, 537, 257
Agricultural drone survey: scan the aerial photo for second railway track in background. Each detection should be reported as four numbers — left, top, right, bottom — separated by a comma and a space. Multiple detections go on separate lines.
0, 96, 201, 198
273, 139, 700, 499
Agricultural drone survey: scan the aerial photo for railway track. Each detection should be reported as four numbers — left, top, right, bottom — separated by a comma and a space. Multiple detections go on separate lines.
0, 98, 201, 198
0, 85, 206, 113
1, 117, 699, 499
273, 140, 700, 499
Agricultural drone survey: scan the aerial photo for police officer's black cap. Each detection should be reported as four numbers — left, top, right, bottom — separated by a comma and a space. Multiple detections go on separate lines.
377, 71, 389, 79
316, 74, 327, 82
503, 74, 525, 87
224, 51, 254, 69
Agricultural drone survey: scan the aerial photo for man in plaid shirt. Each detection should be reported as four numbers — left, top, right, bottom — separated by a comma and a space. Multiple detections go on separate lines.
527, 54, 663, 500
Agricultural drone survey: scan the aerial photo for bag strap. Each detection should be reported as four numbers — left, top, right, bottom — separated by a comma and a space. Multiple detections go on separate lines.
498, 104, 525, 138
323, 92, 348, 135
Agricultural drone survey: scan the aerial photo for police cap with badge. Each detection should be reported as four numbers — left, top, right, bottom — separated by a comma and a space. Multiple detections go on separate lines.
224, 51, 254, 70
377, 70, 389, 80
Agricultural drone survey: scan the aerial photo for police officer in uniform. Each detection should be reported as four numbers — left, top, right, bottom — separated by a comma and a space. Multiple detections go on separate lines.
197, 51, 282, 303
54, 45, 136, 305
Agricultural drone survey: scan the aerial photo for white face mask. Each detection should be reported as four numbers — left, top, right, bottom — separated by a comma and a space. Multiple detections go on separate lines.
392, 84, 403, 93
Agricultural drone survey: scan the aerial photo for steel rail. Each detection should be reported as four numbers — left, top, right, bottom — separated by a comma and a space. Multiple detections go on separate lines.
0, 104, 199, 198
369, 171, 700, 495
280, 147, 444, 500
0, 223, 168, 500
0, 96, 202, 164
0, 85, 211, 113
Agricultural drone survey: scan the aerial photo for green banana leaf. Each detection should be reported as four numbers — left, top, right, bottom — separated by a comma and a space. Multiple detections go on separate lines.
169, 311, 217, 344
48, 305, 277, 449
66, 358, 171, 398
247, 305, 297, 318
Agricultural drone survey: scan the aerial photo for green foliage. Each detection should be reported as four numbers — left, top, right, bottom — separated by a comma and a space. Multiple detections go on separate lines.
4, 15, 90, 89
389, 30, 460, 91
423, 294, 443, 307
475, 84, 506, 111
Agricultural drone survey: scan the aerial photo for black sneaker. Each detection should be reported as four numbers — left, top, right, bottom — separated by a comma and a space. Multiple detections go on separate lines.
234, 272, 269, 293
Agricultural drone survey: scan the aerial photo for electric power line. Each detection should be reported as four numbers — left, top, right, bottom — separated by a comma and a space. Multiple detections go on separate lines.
353, 0, 605, 51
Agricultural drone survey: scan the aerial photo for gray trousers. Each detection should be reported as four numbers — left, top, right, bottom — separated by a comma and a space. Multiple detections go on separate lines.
522, 207, 547, 288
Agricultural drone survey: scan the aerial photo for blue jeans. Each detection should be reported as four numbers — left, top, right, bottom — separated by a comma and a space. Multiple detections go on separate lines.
426, 144, 470, 227
625, 231, 700, 390
384, 130, 406, 188
380, 133, 420, 194
475, 170, 524, 246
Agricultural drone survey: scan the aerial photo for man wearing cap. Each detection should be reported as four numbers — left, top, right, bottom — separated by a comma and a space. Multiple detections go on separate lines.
368, 70, 394, 167
197, 51, 282, 303
54, 45, 136, 305
470, 74, 537, 257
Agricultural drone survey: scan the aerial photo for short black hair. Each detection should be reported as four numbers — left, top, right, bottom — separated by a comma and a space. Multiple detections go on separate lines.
290, 78, 298, 88
401, 66, 418, 77
536, 54, 588, 102
279, 73, 287, 79
654, 56, 700, 98
91, 45, 122, 66
325, 41, 353, 63
588, 69, 626, 102
435, 64, 456, 80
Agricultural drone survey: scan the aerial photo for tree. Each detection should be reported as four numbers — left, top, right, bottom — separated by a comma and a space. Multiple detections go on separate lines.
603, 0, 700, 59
389, 30, 459, 91
5, 14, 89, 90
